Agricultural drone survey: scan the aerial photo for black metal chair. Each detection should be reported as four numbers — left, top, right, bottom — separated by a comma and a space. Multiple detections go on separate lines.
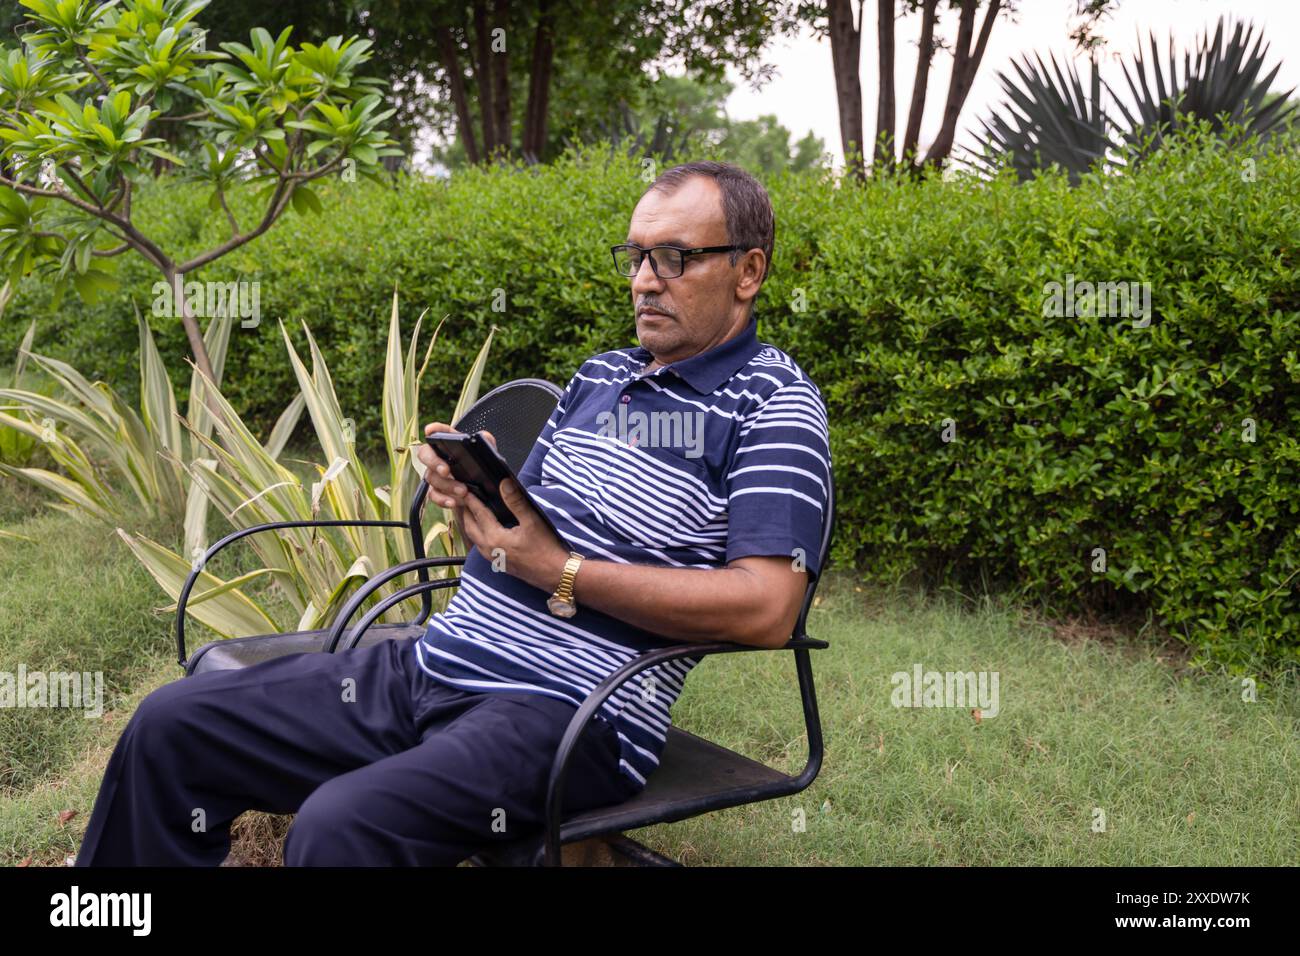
177, 375, 836, 867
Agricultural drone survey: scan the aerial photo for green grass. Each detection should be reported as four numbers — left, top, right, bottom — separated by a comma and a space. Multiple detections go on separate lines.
2, 481, 1297, 866
630, 578, 1300, 865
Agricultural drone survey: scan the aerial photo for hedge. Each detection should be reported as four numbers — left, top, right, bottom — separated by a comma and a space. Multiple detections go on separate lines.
3, 135, 1298, 672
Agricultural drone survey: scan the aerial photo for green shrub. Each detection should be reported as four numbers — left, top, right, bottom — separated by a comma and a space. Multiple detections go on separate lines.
3, 136, 1297, 672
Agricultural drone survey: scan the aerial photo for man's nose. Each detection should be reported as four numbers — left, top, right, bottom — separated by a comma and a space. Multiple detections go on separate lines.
630, 253, 665, 295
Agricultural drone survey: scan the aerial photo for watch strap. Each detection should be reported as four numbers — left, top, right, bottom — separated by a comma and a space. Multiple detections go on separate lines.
554, 551, 583, 604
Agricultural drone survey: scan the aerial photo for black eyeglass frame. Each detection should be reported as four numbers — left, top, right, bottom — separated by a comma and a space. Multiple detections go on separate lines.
610, 242, 744, 279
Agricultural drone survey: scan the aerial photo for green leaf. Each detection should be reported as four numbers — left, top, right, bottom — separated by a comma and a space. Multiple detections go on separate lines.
290, 184, 323, 215
70, 268, 117, 304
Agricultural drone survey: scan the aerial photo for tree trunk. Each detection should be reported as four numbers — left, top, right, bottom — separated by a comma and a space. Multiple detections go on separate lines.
874, 0, 895, 166
827, 0, 866, 181
491, 0, 512, 157
522, 0, 556, 163
163, 266, 224, 424
924, 0, 1002, 166
436, 25, 481, 165
902, 0, 939, 163
473, 0, 496, 158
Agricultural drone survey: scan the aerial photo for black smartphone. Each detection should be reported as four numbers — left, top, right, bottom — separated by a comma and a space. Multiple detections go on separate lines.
426, 431, 567, 545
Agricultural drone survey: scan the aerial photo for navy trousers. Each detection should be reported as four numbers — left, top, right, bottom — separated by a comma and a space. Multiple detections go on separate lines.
75, 634, 642, 866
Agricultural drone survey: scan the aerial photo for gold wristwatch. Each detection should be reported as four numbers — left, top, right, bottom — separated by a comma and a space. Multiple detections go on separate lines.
546, 551, 584, 618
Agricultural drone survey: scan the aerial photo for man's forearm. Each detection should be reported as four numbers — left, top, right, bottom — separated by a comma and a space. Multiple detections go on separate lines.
514, 552, 776, 647
577, 559, 777, 646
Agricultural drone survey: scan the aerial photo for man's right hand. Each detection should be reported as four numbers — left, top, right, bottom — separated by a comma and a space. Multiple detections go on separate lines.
417, 423, 499, 535
417, 422, 464, 511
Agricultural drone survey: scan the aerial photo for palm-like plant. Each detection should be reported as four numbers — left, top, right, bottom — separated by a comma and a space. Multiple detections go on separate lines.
0, 318, 47, 468
970, 17, 1297, 181
974, 52, 1108, 185
1112, 19, 1295, 155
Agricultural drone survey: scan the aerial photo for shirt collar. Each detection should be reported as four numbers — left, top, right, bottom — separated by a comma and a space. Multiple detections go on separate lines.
627, 316, 762, 395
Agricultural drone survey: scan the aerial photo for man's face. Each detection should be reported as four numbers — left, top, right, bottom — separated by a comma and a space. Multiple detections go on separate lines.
624, 176, 756, 365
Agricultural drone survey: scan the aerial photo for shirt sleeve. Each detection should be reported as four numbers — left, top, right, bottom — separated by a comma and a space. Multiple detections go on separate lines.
514, 366, 583, 491
724, 377, 832, 580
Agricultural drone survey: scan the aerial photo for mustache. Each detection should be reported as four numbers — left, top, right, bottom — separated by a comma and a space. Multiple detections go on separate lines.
636, 300, 674, 316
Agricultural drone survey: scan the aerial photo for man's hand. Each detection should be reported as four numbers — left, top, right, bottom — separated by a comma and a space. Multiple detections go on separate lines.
417, 421, 476, 533
417, 422, 569, 593
458, 477, 571, 593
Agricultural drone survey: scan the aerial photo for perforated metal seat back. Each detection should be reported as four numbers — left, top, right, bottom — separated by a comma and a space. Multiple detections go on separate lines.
451, 378, 563, 475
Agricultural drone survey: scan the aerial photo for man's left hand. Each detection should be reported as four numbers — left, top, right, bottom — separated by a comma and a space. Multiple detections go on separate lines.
455, 472, 570, 594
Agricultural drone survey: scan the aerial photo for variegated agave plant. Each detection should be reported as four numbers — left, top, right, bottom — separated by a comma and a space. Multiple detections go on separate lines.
117, 291, 496, 639
0, 303, 267, 552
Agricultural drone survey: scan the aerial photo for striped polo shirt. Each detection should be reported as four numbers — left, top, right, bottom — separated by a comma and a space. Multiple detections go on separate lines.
413, 315, 832, 789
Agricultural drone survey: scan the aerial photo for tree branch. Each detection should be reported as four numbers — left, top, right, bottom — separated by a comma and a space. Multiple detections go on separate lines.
255, 143, 284, 175
827, 0, 866, 181
77, 53, 112, 94
472, 0, 495, 158
0, 172, 172, 271
902, 0, 939, 162
437, 24, 481, 164
175, 155, 342, 274
58, 164, 100, 206
102, 177, 128, 215
875, 0, 896, 165
217, 188, 240, 236
923, 0, 1003, 165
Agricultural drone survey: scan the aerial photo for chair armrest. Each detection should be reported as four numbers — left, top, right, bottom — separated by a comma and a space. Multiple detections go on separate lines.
176, 518, 409, 668
540, 636, 829, 865
337, 577, 463, 651
323, 556, 468, 652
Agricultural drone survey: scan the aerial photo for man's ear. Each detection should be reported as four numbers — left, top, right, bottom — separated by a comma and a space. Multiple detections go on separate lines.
736, 248, 766, 307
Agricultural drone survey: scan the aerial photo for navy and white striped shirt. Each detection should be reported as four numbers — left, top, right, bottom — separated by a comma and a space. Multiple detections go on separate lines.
413, 316, 832, 789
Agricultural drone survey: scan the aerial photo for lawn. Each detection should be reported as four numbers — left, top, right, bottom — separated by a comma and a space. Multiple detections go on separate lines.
2, 479, 1297, 866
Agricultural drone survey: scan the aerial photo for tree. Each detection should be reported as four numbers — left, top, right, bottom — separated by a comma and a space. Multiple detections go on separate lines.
195, 3, 806, 170
724, 115, 830, 174
824, 0, 865, 178
923, 0, 1005, 165
419, 0, 802, 166
874, 0, 896, 165
810, 0, 1018, 178
0, 0, 399, 394
562, 74, 828, 176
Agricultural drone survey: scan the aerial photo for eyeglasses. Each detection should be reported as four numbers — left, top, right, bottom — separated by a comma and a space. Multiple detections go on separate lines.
610, 242, 742, 279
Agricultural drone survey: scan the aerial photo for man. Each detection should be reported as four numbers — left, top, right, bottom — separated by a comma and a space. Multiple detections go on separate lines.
75, 160, 831, 867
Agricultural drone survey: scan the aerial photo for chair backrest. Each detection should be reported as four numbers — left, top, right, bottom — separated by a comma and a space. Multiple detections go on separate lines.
401, 377, 562, 626
451, 377, 565, 473
406, 377, 563, 539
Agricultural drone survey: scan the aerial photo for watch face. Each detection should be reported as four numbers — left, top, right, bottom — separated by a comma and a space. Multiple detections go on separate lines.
547, 597, 576, 618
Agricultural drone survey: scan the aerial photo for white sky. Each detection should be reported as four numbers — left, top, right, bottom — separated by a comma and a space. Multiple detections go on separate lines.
724, 0, 1300, 169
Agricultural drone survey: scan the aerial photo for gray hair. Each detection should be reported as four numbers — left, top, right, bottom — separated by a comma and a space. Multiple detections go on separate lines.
644, 161, 775, 287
